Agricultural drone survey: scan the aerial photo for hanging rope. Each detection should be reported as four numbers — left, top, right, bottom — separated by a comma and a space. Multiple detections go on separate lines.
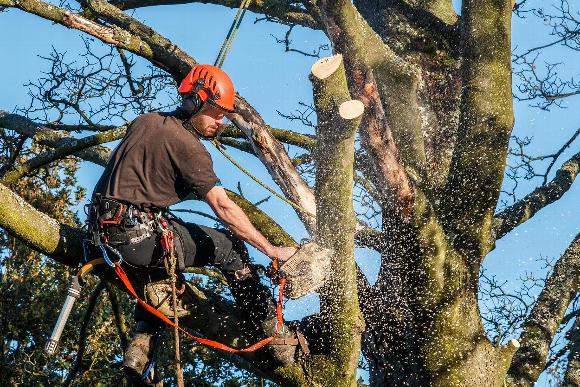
214, 0, 253, 69
211, 139, 316, 218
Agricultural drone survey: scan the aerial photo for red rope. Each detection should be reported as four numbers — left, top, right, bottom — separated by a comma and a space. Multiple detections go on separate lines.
113, 261, 286, 353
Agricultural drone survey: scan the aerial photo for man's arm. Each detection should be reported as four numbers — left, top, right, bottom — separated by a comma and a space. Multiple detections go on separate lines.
204, 186, 297, 261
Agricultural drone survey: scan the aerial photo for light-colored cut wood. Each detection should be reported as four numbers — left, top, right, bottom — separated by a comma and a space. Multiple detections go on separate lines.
311, 54, 343, 80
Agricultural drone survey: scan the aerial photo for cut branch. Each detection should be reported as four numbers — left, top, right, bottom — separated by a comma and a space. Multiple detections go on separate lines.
312, 53, 365, 383
494, 150, 580, 240
232, 98, 317, 234
315, 2, 416, 218
507, 233, 580, 386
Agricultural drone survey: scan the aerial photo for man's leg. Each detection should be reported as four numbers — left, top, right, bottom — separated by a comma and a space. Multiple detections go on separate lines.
174, 221, 300, 364
122, 310, 163, 385
174, 221, 277, 336
116, 237, 166, 384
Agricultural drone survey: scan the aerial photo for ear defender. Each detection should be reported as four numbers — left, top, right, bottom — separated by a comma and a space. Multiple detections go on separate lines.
180, 93, 203, 117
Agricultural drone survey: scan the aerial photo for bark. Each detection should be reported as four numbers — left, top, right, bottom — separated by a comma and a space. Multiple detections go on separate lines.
507, 233, 580, 386
231, 100, 318, 234
565, 318, 580, 387
312, 54, 364, 386
315, 0, 415, 217
443, 0, 514, 263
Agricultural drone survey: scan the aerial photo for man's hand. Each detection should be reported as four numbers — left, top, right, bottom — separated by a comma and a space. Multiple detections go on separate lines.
268, 246, 298, 262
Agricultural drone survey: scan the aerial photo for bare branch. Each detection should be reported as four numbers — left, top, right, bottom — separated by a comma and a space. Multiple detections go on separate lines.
0, 111, 112, 167
269, 24, 329, 58
507, 233, 580, 386
494, 149, 580, 240
110, 0, 321, 30
0, 126, 126, 185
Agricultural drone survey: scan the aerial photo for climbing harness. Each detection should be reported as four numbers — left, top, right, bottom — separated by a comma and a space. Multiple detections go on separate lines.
47, 242, 287, 356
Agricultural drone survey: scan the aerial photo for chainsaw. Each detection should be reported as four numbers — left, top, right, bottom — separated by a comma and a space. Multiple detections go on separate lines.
270, 242, 333, 299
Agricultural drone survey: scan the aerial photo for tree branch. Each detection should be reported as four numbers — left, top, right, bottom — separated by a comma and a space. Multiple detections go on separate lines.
110, 0, 321, 30
231, 99, 318, 234
443, 0, 514, 259
507, 233, 580, 386
493, 150, 580, 240
221, 126, 316, 150
564, 317, 580, 386
0, 126, 126, 185
312, 53, 365, 383
316, 0, 416, 218
0, 0, 193, 77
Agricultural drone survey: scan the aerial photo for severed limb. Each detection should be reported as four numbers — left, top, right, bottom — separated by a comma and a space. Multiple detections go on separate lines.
507, 233, 580, 386
493, 150, 580, 241
312, 53, 365, 384
314, 0, 417, 218
231, 98, 318, 234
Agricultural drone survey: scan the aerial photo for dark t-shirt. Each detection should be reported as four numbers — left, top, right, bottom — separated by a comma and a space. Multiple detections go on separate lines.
93, 112, 220, 208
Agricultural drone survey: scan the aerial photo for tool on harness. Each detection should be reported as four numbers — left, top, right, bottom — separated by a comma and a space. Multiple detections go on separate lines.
45, 258, 105, 355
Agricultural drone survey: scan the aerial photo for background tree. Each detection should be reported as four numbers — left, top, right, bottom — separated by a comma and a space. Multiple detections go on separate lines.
0, 0, 578, 386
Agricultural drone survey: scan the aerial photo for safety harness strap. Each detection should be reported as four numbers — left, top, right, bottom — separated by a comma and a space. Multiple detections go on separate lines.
112, 261, 286, 353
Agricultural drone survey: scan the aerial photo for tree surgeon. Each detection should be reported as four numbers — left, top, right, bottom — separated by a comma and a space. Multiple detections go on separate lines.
88, 64, 298, 384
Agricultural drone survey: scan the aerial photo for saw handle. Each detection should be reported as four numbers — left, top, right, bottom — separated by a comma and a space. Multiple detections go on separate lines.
45, 276, 82, 355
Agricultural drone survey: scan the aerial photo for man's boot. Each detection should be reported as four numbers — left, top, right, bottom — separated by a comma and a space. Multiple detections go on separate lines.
123, 320, 162, 386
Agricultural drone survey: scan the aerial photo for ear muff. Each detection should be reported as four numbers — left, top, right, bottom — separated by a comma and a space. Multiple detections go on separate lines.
179, 93, 203, 117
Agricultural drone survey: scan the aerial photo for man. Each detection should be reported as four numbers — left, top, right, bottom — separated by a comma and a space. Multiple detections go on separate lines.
90, 64, 298, 383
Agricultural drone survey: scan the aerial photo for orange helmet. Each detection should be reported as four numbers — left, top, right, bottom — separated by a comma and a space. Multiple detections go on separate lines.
178, 65, 235, 113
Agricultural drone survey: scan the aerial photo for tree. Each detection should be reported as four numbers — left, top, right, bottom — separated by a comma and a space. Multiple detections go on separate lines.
0, 0, 578, 385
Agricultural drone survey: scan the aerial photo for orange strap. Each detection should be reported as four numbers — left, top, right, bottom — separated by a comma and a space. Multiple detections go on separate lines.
113, 261, 287, 353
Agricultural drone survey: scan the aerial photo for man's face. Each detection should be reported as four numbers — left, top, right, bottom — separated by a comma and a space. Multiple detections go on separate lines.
188, 103, 230, 138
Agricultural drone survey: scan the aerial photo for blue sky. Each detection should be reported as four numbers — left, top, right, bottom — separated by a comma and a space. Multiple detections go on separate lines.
1, 1, 579, 384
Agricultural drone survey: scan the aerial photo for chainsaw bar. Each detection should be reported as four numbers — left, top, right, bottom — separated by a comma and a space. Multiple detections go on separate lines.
278, 242, 332, 299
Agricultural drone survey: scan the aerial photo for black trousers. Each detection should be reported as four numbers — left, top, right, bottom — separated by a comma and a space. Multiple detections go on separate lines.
115, 218, 276, 335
